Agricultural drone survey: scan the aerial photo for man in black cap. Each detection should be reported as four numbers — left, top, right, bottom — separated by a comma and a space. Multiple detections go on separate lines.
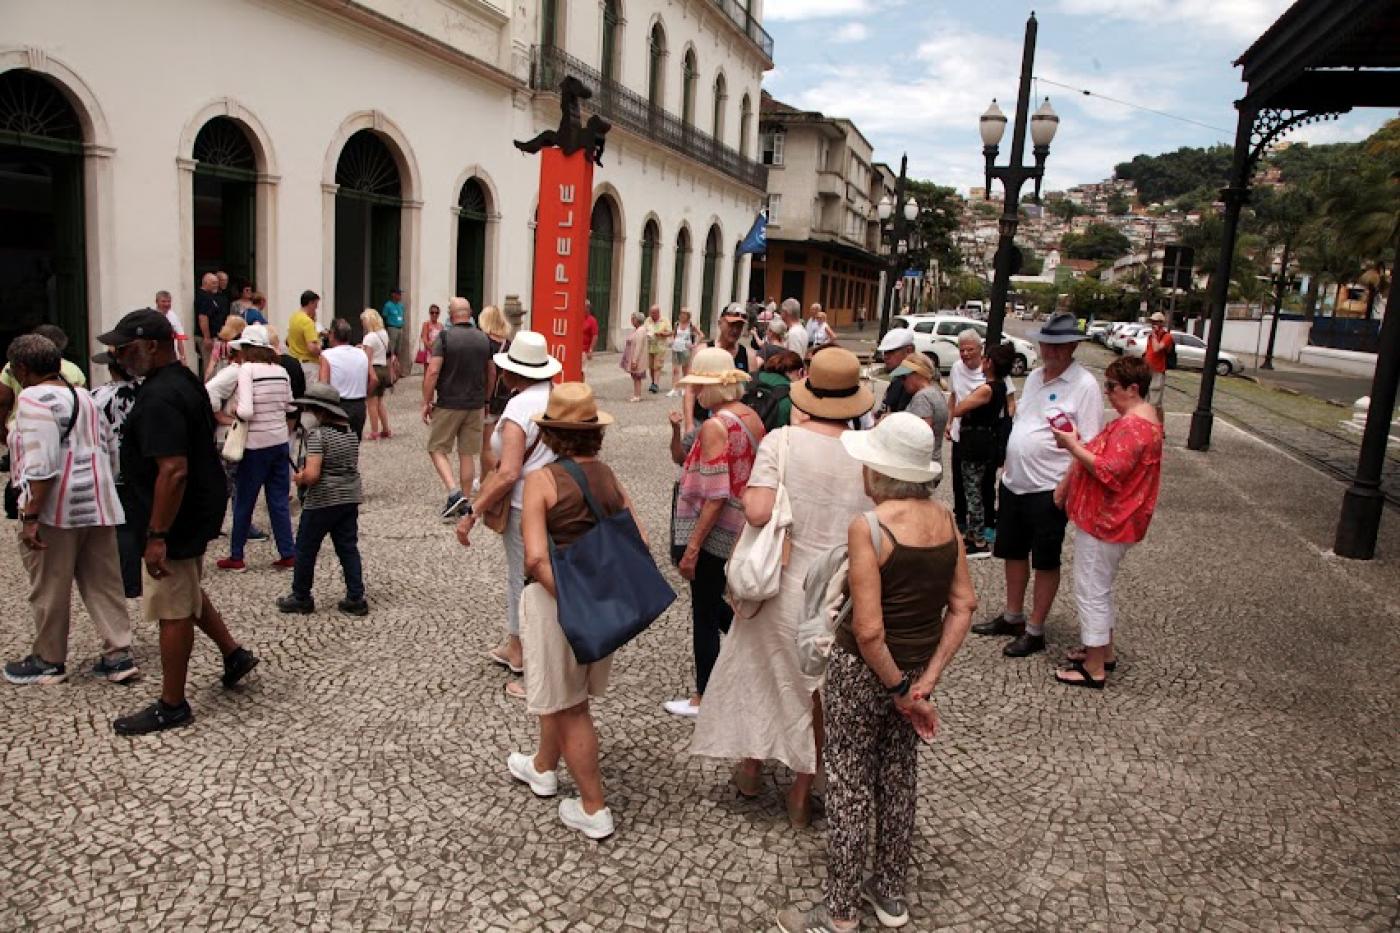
101, 309, 260, 735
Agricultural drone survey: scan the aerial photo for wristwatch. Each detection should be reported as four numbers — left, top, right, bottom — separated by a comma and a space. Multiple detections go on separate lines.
885, 672, 913, 698
147, 529, 169, 540
21, 513, 40, 524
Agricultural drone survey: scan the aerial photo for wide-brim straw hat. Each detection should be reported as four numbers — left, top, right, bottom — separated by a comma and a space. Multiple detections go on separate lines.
494, 330, 562, 379
677, 346, 751, 386
840, 412, 942, 483
1027, 311, 1088, 344
293, 383, 349, 420
218, 318, 247, 343
532, 381, 614, 430
789, 347, 874, 421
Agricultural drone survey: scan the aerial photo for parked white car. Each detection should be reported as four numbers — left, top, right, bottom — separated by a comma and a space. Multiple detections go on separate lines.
891, 314, 1040, 377
1106, 323, 1148, 354
1124, 329, 1244, 376
1087, 321, 1112, 343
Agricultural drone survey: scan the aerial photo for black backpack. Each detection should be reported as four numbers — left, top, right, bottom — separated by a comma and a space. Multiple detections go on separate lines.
1166, 339, 1178, 370
742, 379, 791, 432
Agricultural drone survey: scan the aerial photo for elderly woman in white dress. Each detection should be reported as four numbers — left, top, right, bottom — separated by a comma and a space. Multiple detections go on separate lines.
690, 347, 875, 827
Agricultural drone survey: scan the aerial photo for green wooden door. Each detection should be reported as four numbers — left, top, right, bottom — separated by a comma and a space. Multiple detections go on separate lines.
700, 227, 721, 334
638, 223, 659, 316
587, 233, 613, 348
672, 239, 690, 324
368, 203, 401, 343
456, 179, 488, 317
50, 151, 88, 366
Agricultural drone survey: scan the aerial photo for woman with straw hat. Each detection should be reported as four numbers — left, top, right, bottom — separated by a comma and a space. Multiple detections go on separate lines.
506, 382, 637, 841
663, 347, 764, 720
690, 347, 875, 827
457, 331, 560, 692
777, 413, 975, 933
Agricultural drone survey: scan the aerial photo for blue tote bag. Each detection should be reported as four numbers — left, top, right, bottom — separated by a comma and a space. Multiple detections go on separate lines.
550, 460, 677, 664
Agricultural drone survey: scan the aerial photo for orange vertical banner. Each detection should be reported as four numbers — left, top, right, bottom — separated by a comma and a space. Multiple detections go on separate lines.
532, 147, 594, 383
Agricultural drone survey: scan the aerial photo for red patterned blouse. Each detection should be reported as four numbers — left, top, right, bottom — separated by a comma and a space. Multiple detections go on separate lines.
1066, 413, 1164, 544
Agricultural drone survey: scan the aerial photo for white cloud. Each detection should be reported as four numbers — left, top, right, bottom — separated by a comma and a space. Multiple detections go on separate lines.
777, 18, 1187, 191
764, 0, 875, 21
1285, 115, 1385, 147
1054, 0, 1293, 44
832, 22, 870, 43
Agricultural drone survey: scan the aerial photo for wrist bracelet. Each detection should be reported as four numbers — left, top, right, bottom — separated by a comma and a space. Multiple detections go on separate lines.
147, 530, 169, 540
885, 673, 912, 697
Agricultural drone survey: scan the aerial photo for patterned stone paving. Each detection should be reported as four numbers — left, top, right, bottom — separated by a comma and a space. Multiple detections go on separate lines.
1, 350, 1396, 931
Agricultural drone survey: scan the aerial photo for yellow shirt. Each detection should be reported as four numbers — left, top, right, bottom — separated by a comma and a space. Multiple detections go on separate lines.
3, 360, 87, 426
287, 310, 320, 363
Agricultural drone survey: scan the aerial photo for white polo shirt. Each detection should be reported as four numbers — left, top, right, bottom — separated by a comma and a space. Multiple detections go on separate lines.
1001, 360, 1104, 495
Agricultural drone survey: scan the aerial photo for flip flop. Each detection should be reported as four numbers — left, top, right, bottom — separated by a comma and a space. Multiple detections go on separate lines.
504, 681, 526, 700
485, 649, 523, 675
1055, 659, 1106, 690
1065, 647, 1118, 671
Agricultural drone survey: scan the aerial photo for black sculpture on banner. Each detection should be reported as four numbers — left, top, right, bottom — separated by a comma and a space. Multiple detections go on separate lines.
514, 76, 612, 167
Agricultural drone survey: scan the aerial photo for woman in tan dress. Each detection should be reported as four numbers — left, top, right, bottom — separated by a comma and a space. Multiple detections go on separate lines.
690, 348, 875, 827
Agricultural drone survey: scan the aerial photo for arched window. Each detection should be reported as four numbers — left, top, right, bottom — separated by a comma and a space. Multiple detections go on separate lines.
587, 197, 619, 347
712, 73, 728, 142
638, 219, 660, 316
601, 0, 620, 83
672, 226, 691, 323
681, 49, 698, 126
648, 23, 666, 110
739, 93, 753, 158
541, 0, 561, 48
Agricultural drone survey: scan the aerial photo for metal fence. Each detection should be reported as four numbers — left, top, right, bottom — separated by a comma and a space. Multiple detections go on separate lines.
706, 0, 775, 59
530, 45, 768, 192
1310, 316, 1383, 353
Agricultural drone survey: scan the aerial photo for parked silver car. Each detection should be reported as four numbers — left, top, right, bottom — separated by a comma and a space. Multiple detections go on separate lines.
1124, 329, 1244, 376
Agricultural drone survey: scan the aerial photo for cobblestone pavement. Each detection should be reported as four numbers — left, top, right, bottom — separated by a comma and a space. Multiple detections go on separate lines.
2, 351, 1398, 931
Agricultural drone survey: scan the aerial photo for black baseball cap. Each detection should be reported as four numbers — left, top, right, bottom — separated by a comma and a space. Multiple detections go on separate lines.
97, 308, 174, 346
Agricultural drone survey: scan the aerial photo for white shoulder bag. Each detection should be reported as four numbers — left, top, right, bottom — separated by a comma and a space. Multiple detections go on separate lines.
725, 424, 791, 619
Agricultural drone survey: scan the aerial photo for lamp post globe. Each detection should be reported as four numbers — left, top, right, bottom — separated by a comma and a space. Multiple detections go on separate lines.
903, 197, 919, 221
877, 195, 893, 221
980, 100, 1008, 147
1030, 97, 1060, 148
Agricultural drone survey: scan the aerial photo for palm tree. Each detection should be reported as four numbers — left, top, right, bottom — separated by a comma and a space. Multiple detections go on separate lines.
1320, 119, 1400, 318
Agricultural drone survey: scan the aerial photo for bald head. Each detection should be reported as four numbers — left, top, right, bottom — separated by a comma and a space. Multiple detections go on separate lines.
201, 273, 218, 292
448, 297, 473, 322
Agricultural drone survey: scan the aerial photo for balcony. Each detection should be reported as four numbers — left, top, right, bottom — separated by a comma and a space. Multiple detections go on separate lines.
816, 170, 845, 199
704, 0, 775, 61
530, 45, 768, 191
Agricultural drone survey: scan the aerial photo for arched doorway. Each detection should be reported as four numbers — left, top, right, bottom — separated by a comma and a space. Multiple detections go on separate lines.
456, 178, 488, 316
0, 70, 88, 364
587, 197, 617, 348
700, 225, 721, 334
334, 130, 402, 341
192, 116, 256, 297
672, 226, 691, 324
638, 219, 660, 316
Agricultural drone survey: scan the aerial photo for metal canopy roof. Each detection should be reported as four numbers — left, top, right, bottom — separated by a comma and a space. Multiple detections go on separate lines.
1235, 0, 1400, 110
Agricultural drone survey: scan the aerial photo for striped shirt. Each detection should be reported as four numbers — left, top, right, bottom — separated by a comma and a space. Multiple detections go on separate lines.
14, 382, 124, 528
235, 362, 293, 450
302, 425, 362, 509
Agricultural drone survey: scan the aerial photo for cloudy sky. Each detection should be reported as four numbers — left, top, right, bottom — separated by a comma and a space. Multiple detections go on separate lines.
760, 0, 1391, 195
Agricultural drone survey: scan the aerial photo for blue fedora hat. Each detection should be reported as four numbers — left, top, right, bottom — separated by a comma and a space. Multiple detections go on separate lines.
1026, 311, 1088, 344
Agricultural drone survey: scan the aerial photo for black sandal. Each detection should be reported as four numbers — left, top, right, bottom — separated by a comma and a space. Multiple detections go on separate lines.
1055, 659, 1106, 690
1065, 647, 1117, 671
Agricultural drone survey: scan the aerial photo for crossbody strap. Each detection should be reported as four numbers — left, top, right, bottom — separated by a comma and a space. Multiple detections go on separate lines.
715, 407, 759, 453
557, 458, 605, 521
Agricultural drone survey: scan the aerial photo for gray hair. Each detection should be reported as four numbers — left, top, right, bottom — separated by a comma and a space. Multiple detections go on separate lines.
631, 311, 646, 326
7, 334, 61, 375
957, 328, 983, 347
780, 298, 801, 317
866, 467, 937, 500
767, 318, 788, 338
33, 324, 69, 353
155, 290, 172, 301
330, 318, 353, 344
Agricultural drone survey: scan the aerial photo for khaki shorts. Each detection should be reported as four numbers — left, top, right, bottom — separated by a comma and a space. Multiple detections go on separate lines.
1148, 371, 1166, 407
143, 557, 204, 623
521, 583, 612, 716
427, 407, 485, 455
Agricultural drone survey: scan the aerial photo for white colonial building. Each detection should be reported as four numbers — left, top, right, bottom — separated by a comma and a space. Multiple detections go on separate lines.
1, 0, 771, 363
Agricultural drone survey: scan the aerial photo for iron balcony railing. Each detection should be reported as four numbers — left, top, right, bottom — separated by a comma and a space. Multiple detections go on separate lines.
530, 45, 768, 192
705, 0, 775, 60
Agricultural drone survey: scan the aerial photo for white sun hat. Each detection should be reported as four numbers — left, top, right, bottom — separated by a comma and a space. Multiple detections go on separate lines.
230, 324, 272, 350
494, 330, 562, 379
840, 411, 942, 483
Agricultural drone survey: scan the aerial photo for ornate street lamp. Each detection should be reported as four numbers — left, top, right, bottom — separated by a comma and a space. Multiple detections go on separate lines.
978, 12, 1059, 348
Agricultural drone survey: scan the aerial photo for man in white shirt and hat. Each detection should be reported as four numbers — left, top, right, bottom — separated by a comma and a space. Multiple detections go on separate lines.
972, 311, 1103, 658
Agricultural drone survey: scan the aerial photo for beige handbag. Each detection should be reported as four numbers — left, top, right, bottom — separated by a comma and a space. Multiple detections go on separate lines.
222, 418, 249, 463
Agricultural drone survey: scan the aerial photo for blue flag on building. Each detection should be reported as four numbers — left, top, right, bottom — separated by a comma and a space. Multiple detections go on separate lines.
737, 211, 768, 256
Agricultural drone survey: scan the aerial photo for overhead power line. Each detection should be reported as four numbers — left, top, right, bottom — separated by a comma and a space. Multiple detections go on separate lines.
1033, 76, 1233, 135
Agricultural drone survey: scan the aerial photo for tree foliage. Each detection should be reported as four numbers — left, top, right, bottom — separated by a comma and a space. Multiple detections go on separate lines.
1114, 145, 1232, 205
1061, 223, 1132, 262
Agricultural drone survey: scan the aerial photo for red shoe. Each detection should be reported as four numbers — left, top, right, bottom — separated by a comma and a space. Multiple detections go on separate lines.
380, 428, 392, 439
216, 558, 247, 573
366, 432, 380, 441
272, 557, 295, 569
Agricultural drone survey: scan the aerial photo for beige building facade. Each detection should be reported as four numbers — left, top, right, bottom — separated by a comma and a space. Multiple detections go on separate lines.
0, 0, 771, 366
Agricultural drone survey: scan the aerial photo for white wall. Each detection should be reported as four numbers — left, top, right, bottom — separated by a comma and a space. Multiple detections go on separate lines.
4, 0, 763, 358
1202, 317, 1311, 363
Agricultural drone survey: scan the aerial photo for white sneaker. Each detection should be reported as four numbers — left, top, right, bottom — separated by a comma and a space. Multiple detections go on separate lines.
663, 698, 700, 718
507, 752, 558, 797
470, 478, 481, 496
558, 797, 614, 840
667, 389, 679, 398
